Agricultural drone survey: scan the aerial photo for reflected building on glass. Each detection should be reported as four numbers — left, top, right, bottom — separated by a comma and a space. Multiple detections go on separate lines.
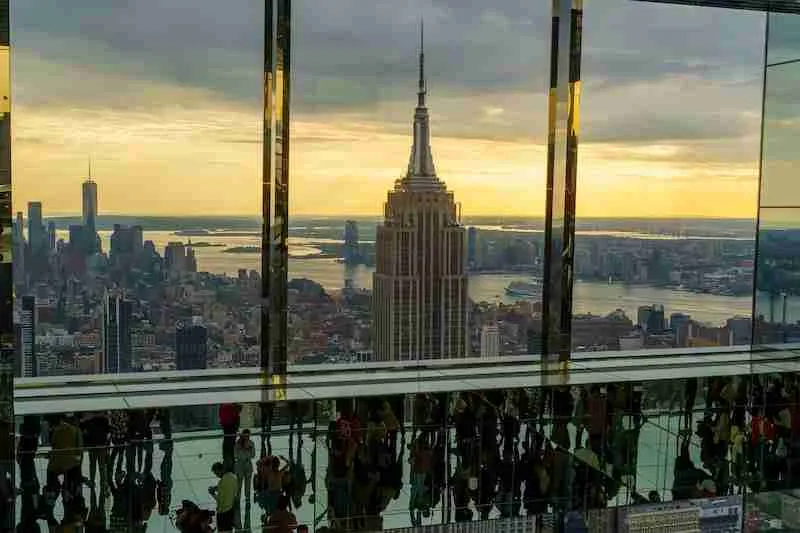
373, 30, 469, 361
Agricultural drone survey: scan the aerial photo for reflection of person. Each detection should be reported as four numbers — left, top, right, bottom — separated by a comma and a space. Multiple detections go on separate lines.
265, 456, 288, 515
61, 492, 89, 533
140, 471, 157, 523
219, 404, 241, 471
109, 472, 140, 533
210, 462, 238, 533
0, 219, 4, 264
265, 494, 297, 533
0, 455, 13, 533
109, 410, 129, 481
234, 429, 255, 505
127, 409, 150, 475
409, 435, 433, 525
17, 415, 40, 492
158, 435, 174, 516
684, 378, 698, 432
85, 487, 108, 533
81, 411, 110, 490
47, 414, 83, 502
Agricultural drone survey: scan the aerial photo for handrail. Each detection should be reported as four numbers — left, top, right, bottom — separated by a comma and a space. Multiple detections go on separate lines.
12, 345, 800, 415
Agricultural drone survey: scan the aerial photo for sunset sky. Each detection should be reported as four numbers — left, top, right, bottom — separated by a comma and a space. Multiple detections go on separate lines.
10, 0, 770, 218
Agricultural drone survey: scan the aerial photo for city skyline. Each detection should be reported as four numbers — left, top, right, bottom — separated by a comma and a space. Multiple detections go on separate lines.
12, 1, 764, 218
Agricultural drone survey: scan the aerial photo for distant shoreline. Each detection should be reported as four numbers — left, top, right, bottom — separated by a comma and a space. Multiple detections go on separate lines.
222, 246, 260, 254
186, 241, 226, 248
176, 230, 260, 237
34, 215, 759, 241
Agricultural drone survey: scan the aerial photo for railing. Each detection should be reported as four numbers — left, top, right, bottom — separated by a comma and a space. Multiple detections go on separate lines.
13, 344, 800, 414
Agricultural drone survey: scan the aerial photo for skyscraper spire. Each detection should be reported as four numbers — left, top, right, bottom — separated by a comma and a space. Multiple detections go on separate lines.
376, 20, 468, 362
88, 156, 93, 182
406, 20, 437, 180
418, 20, 426, 107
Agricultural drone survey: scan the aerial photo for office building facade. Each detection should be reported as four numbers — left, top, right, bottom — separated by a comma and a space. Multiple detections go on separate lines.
102, 293, 132, 373
81, 177, 99, 253
26, 201, 43, 254
344, 220, 360, 265
480, 323, 500, 359
19, 295, 34, 377
175, 317, 208, 370
373, 32, 468, 361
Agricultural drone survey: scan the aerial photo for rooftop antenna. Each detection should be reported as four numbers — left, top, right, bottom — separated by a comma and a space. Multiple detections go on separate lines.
87, 156, 93, 182
418, 19, 426, 107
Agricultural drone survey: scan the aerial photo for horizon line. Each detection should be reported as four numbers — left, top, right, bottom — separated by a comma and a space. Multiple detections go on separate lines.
32, 212, 759, 221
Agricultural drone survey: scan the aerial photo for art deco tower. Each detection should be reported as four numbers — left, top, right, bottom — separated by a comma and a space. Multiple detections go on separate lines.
373, 26, 469, 361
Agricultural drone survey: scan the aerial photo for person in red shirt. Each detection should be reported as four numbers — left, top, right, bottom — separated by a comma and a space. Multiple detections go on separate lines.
337, 403, 361, 445
219, 404, 241, 471
751, 413, 776, 447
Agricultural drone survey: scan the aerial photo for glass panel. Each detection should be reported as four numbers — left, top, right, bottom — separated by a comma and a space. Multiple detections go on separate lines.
754, 10, 800, 354
574, 0, 762, 354
286, 2, 549, 373
765, 10, 800, 67
760, 60, 800, 208
0, 0, 12, 528
13, 401, 323, 533
15, 371, 800, 531
263, 0, 291, 392
11, 2, 264, 385
542, 0, 583, 362
754, 208, 800, 344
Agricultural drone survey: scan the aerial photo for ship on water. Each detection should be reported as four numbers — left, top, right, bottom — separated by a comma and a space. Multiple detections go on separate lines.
505, 280, 543, 299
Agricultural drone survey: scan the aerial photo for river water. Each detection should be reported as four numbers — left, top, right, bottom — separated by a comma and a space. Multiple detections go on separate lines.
69, 230, 766, 326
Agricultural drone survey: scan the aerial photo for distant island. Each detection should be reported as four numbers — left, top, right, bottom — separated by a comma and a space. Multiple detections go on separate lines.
221, 245, 343, 261
223, 246, 261, 254
175, 230, 260, 237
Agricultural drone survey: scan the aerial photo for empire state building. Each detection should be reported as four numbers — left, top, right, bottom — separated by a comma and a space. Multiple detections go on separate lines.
373, 28, 469, 361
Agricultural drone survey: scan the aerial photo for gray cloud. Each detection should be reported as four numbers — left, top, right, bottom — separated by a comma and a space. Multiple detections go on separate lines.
585, 112, 755, 144
11, 0, 769, 148
767, 14, 800, 65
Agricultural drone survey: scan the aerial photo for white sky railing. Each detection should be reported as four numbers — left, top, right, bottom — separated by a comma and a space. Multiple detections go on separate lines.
13, 344, 800, 415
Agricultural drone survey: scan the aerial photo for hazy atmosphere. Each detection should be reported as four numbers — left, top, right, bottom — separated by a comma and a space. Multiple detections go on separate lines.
11, 0, 766, 217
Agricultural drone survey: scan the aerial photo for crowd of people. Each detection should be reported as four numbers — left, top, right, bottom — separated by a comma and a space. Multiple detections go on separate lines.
319, 374, 800, 530
14, 408, 174, 533
318, 386, 652, 531
5, 374, 800, 532
11, 404, 306, 533
672, 375, 800, 501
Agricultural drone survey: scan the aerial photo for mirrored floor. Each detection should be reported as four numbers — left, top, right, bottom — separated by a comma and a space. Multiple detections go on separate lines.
3, 415, 767, 532
9, 375, 800, 533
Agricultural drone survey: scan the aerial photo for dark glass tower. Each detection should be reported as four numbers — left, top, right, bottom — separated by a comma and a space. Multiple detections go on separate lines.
103, 293, 132, 373
26, 201, 43, 254
20, 295, 35, 377
343, 220, 360, 265
176, 318, 208, 370
81, 173, 99, 253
